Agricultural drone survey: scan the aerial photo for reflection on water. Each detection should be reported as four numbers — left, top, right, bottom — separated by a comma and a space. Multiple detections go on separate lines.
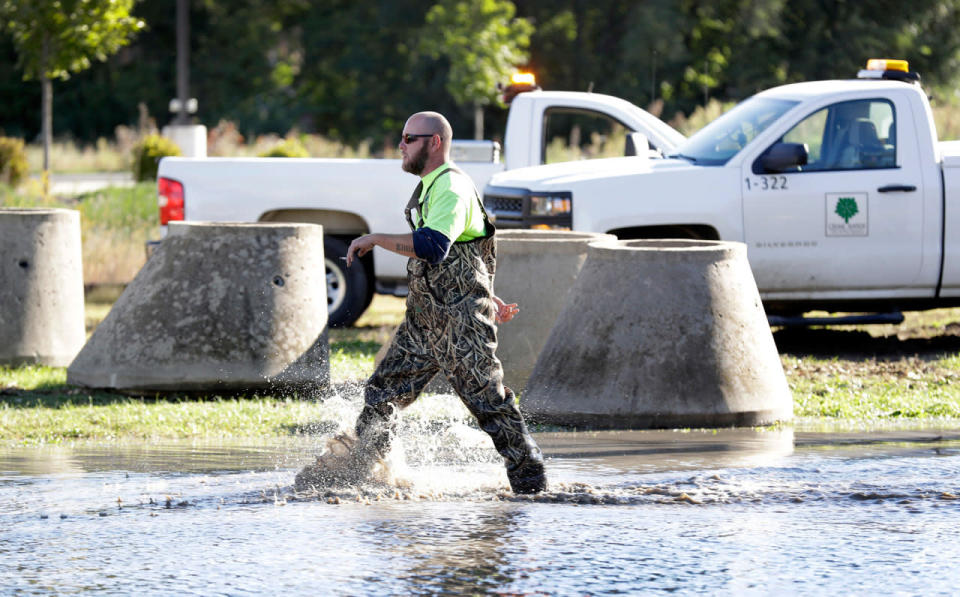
2, 426, 960, 595
0, 440, 306, 477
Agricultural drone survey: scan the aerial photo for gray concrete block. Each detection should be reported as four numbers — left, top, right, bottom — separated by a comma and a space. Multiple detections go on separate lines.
523, 239, 792, 428
495, 230, 616, 393
0, 208, 85, 366
67, 222, 329, 392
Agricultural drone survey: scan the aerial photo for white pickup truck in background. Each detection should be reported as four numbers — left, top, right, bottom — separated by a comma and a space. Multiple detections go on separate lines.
484, 59, 960, 323
157, 80, 684, 326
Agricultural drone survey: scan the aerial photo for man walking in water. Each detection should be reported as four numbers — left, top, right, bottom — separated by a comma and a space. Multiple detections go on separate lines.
300, 111, 546, 494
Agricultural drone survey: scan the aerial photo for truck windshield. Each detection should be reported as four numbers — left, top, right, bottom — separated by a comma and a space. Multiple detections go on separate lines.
669, 97, 798, 165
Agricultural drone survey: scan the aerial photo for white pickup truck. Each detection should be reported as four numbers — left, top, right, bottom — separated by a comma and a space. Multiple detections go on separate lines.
157, 83, 684, 326
484, 60, 960, 322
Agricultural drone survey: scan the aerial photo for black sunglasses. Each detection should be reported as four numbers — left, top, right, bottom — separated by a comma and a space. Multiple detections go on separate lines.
401, 133, 435, 144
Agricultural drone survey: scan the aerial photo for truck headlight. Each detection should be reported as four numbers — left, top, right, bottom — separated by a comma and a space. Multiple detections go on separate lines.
529, 194, 572, 216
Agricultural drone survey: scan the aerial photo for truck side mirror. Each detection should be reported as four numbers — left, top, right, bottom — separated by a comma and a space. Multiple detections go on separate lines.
625, 132, 649, 157
756, 142, 809, 173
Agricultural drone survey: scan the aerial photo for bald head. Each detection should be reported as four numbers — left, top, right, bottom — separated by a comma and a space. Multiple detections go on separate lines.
409, 111, 452, 153
400, 111, 453, 176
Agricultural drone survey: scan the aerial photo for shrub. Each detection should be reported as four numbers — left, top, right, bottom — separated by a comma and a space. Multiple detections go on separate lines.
132, 134, 181, 181
258, 138, 309, 158
0, 137, 29, 187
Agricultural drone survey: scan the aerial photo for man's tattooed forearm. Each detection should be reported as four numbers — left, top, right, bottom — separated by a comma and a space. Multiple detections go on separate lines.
397, 243, 414, 253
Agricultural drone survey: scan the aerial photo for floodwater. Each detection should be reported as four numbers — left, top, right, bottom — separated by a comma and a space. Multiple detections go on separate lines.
3, 409, 960, 595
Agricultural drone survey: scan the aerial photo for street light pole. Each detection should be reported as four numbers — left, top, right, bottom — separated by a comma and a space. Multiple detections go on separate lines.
175, 0, 189, 125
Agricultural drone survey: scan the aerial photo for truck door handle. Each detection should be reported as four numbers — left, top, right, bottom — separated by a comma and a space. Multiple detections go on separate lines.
877, 184, 917, 193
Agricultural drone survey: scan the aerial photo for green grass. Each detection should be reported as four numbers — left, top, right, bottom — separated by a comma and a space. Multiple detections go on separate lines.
786, 354, 960, 419
0, 294, 403, 444
0, 365, 67, 391
0, 394, 346, 444
0, 354, 373, 444
4, 324, 959, 444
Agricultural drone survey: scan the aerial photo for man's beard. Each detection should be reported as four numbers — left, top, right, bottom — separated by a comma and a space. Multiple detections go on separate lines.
402, 142, 429, 175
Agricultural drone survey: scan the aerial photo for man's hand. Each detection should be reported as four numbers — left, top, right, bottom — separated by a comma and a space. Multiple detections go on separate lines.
346, 234, 379, 267
347, 233, 417, 266
492, 295, 519, 324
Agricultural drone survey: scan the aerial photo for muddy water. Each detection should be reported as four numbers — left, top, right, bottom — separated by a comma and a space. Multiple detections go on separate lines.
3, 423, 960, 594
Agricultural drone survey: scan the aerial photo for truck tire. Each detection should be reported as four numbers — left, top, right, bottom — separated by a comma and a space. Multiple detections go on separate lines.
324, 236, 370, 327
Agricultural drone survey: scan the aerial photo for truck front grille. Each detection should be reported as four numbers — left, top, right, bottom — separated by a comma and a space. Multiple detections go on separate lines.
483, 186, 572, 230
484, 195, 523, 216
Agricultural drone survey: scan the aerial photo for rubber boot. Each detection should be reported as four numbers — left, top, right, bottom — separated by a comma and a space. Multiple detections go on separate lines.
293, 403, 395, 492
507, 456, 547, 494
294, 433, 371, 490
474, 388, 547, 494
354, 400, 396, 460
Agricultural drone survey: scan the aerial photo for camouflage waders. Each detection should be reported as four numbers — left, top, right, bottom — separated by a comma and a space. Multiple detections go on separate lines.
355, 168, 546, 494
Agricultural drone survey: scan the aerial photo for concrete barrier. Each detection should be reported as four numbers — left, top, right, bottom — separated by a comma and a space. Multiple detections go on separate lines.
495, 229, 616, 392
67, 222, 329, 392
522, 239, 792, 428
0, 208, 85, 366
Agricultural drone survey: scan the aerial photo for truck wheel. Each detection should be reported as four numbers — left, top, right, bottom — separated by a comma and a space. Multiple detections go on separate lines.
324, 236, 370, 327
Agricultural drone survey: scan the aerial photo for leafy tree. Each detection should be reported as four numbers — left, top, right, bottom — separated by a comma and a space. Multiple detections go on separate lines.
421, 0, 533, 138
521, 0, 960, 122
0, 0, 144, 173
296, 0, 449, 146
190, 0, 310, 137
774, 0, 960, 86
518, 1, 635, 95
5, 0, 960, 150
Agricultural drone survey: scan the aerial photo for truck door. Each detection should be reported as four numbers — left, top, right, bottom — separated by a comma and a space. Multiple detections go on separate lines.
742, 96, 926, 295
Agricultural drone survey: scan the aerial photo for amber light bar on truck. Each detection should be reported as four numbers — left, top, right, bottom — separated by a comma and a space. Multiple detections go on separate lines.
499, 71, 541, 104
856, 58, 920, 83
158, 177, 184, 225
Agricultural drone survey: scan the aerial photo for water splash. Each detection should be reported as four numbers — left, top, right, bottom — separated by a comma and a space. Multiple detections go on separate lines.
291, 391, 508, 495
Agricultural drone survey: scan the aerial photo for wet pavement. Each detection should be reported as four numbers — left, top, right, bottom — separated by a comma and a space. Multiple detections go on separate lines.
3, 423, 960, 594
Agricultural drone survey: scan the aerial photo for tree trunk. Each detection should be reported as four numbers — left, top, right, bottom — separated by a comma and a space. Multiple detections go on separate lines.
473, 102, 483, 140
41, 32, 52, 179
42, 75, 52, 174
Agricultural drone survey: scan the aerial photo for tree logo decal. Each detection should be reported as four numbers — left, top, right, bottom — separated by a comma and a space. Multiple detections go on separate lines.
826, 193, 868, 237
835, 197, 859, 223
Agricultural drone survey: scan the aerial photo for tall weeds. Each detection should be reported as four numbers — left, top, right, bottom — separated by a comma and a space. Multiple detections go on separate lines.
18, 99, 960, 175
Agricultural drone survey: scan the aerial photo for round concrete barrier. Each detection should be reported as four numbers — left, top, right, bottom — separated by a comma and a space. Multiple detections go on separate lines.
67, 222, 329, 392
0, 208, 85, 366
522, 239, 792, 428
495, 229, 616, 393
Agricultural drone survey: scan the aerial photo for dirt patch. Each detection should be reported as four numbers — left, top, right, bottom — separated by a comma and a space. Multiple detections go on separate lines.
774, 308, 960, 385
774, 327, 960, 361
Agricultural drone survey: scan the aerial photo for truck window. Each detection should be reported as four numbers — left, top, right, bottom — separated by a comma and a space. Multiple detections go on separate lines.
783, 108, 828, 163
542, 108, 630, 164
671, 97, 797, 165
782, 98, 896, 171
